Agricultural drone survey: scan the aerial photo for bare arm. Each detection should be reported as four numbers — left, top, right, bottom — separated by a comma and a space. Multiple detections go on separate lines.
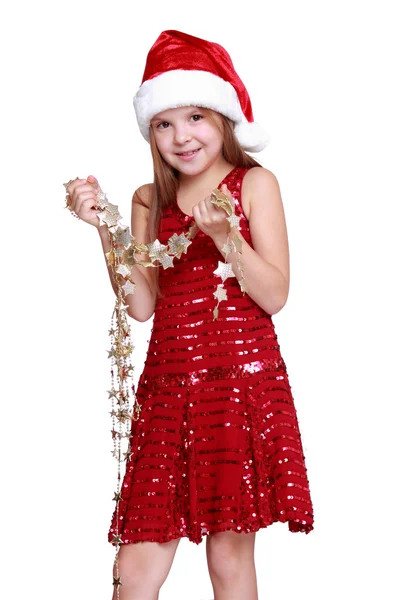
97, 184, 157, 322
212, 167, 290, 316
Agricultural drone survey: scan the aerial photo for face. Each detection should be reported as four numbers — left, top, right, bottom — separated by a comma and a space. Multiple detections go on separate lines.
150, 106, 224, 175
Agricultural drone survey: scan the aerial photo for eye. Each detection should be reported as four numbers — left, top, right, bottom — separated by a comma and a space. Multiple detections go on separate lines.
156, 121, 170, 129
190, 114, 203, 122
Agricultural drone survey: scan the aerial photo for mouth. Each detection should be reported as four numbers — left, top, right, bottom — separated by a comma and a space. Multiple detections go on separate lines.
175, 148, 201, 157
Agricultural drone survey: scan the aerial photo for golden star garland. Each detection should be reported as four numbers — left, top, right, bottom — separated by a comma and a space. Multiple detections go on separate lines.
209, 188, 247, 318
64, 181, 246, 598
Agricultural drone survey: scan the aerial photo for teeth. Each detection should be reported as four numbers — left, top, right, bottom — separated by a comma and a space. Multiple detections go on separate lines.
179, 149, 199, 156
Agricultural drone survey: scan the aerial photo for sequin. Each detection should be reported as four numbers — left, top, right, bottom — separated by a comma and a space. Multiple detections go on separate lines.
108, 167, 314, 546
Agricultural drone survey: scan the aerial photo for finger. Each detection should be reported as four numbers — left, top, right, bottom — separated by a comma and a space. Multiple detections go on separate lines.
195, 198, 208, 217
205, 197, 220, 218
69, 184, 96, 209
74, 183, 97, 195
67, 178, 87, 197
87, 174, 102, 191
220, 183, 231, 195
75, 191, 98, 213
78, 197, 101, 216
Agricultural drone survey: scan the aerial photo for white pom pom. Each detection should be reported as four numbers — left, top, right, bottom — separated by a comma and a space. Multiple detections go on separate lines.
234, 121, 270, 152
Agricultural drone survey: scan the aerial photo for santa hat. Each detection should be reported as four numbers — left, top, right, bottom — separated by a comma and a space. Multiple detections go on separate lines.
133, 30, 270, 153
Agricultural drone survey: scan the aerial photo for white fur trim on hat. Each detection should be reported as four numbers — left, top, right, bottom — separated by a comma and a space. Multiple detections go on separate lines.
134, 69, 270, 152
134, 69, 244, 141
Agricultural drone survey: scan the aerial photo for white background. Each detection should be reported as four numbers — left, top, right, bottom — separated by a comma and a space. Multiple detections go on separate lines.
1, 1, 399, 598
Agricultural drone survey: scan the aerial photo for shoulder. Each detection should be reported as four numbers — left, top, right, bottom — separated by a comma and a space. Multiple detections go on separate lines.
242, 167, 281, 219
242, 166, 280, 196
130, 184, 153, 237
132, 183, 154, 209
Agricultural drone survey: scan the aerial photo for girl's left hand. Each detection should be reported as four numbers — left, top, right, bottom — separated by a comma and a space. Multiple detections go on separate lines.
192, 184, 233, 240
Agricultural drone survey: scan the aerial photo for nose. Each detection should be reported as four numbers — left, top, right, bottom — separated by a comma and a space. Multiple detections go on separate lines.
173, 123, 192, 145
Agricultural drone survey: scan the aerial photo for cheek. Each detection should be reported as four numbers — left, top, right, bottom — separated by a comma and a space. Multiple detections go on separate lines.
207, 134, 224, 154
204, 126, 223, 148
154, 137, 170, 157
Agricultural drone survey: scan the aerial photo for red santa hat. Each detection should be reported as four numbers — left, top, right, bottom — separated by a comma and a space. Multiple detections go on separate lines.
133, 30, 270, 153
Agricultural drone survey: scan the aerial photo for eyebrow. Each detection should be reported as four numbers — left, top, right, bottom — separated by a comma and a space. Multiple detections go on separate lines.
150, 107, 203, 124
150, 116, 166, 124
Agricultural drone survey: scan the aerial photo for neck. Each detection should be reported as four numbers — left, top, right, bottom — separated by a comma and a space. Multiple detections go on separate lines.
178, 157, 235, 194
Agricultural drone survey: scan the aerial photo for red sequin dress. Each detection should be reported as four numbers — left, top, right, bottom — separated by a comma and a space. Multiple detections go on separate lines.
108, 166, 314, 545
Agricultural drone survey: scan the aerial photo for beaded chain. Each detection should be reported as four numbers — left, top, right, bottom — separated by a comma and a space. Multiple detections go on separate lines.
64, 183, 247, 597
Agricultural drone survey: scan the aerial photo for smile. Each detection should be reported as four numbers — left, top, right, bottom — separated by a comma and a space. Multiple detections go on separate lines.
176, 148, 201, 157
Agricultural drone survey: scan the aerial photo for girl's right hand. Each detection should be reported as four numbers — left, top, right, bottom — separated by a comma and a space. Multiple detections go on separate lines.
67, 175, 106, 229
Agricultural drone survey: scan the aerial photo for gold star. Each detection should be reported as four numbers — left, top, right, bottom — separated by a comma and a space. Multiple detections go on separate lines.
168, 233, 192, 257
116, 264, 131, 278
159, 252, 174, 269
116, 343, 133, 358
132, 403, 142, 419
147, 239, 167, 260
112, 533, 123, 546
114, 245, 124, 257
106, 202, 121, 217
118, 364, 133, 379
97, 209, 121, 227
114, 226, 133, 247
107, 348, 117, 358
222, 242, 234, 258
227, 213, 241, 228
116, 409, 131, 423
113, 491, 123, 502
123, 449, 133, 461
113, 576, 122, 589
96, 192, 109, 209
213, 260, 235, 282
213, 284, 228, 303
122, 280, 136, 296
108, 328, 116, 336
107, 389, 119, 399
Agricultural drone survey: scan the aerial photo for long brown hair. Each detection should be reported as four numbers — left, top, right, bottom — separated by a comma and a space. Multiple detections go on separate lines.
136, 109, 262, 301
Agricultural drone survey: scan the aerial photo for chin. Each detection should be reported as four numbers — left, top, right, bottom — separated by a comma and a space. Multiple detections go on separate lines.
172, 154, 220, 176
176, 163, 208, 175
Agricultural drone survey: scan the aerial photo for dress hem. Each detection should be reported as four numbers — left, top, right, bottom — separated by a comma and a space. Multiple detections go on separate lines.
108, 516, 313, 547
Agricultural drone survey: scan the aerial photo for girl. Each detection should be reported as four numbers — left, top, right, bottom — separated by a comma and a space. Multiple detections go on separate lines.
66, 30, 314, 600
